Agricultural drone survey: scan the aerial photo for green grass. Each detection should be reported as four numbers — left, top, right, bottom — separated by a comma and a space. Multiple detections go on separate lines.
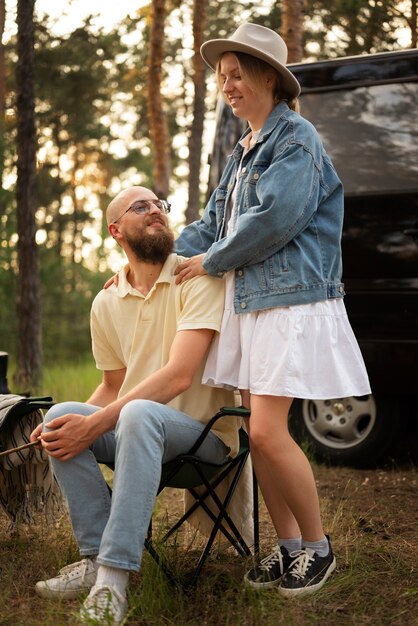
41, 360, 102, 403
2, 500, 417, 626
6, 357, 101, 403
1, 362, 417, 625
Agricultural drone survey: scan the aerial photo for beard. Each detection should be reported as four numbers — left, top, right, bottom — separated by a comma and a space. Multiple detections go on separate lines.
125, 224, 175, 264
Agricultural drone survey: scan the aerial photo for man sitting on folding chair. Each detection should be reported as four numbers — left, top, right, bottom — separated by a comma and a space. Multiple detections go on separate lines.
30, 186, 243, 625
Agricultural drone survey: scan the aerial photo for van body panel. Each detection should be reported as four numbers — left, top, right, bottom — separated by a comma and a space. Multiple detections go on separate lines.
291, 51, 418, 398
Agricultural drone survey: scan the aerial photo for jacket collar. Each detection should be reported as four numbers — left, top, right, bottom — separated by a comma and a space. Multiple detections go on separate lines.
233, 102, 290, 159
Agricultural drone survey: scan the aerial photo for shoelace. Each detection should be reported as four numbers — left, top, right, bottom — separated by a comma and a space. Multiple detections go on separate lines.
85, 585, 122, 620
58, 558, 91, 581
258, 547, 283, 572
88, 586, 114, 610
286, 549, 315, 580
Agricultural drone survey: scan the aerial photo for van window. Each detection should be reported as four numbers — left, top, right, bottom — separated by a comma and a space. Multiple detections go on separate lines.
299, 82, 418, 195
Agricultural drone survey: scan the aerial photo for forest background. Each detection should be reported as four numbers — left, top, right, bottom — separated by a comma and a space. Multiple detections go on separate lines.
1, 0, 417, 390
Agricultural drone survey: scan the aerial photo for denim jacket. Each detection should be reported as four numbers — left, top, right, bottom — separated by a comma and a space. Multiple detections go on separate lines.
176, 102, 345, 313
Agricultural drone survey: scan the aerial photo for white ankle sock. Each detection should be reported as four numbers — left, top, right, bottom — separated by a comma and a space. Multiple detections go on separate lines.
95, 565, 129, 596
278, 537, 302, 553
303, 536, 329, 557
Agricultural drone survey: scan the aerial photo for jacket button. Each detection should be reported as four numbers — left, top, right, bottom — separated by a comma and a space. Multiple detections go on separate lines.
237, 270, 243, 277
240, 302, 247, 309
253, 172, 259, 180
241, 166, 247, 173
217, 272, 224, 277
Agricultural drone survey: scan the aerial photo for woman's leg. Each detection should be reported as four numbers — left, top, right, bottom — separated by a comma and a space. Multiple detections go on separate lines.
240, 390, 300, 540
247, 394, 324, 542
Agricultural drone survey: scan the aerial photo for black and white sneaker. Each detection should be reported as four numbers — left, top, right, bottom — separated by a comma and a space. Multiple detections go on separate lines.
244, 545, 293, 589
279, 542, 336, 597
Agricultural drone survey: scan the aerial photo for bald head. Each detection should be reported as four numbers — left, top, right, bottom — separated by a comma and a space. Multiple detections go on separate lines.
106, 186, 157, 225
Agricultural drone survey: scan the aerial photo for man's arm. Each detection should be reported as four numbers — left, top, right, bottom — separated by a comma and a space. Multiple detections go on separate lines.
39, 328, 214, 461
86, 368, 126, 407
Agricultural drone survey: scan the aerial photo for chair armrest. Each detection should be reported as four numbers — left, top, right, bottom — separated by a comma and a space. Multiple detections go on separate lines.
187, 406, 250, 456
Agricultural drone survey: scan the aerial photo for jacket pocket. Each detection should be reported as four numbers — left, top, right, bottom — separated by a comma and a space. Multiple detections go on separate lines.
251, 250, 289, 292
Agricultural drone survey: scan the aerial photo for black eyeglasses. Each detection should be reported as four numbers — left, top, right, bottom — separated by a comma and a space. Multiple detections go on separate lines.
114, 198, 171, 223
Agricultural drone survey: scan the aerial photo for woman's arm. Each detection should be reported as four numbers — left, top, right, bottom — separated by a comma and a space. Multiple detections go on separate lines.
176, 187, 219, 257
202, 142, 325, 276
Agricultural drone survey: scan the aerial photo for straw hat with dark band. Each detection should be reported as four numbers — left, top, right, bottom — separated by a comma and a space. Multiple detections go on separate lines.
200, 23, 301, 99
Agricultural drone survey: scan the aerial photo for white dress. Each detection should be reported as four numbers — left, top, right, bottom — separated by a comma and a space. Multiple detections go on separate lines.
202, 133, 371, 400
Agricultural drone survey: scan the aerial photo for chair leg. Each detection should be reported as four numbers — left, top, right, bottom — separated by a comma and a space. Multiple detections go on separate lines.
161, 455, 251, 554
191, 459, 253, 557
144, 449, 259, 587
143, 536, 178, 586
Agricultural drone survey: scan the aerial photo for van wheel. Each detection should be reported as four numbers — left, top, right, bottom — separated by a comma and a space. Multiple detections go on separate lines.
290, 395, 406, 468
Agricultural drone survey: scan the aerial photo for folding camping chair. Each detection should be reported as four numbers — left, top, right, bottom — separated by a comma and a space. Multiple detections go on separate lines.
104, 405, 258, 587
143, 405, 259, 587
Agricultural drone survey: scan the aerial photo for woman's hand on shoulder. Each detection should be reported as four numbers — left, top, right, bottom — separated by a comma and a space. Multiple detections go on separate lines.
174, 254, 208, 284
103, 273, 119, 289
103, 264, 129, 289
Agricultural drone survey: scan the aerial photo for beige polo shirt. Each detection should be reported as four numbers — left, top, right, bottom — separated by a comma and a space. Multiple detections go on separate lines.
90, 253, 238, 456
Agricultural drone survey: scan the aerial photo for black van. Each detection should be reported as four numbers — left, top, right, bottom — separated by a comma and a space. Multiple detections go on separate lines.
206, 48, 418, 467
288, 49, 418, 466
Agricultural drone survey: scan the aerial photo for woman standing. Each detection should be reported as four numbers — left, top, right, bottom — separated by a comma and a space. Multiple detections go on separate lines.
175, 23, 370, 595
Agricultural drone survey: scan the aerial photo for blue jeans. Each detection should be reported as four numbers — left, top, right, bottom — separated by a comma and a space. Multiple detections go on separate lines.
44, 400, 230, 572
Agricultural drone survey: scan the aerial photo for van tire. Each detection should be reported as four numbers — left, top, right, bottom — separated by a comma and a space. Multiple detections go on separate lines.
290, 394, 406, 468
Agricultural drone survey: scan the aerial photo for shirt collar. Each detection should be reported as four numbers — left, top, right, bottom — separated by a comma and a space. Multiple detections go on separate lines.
115, 253, 178, 298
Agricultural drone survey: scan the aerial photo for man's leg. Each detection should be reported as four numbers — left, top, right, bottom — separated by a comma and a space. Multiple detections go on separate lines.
46, 402, 116, 554
97, 398, 230, 570
35, 402, 116, 599
80, 398, 229, 624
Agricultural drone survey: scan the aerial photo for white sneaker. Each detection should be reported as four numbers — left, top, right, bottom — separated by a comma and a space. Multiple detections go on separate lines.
35, 558, 97, 599
79, 584, 128, 625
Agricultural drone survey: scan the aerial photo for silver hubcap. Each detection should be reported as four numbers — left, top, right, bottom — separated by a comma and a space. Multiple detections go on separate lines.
302, 395, 376, 449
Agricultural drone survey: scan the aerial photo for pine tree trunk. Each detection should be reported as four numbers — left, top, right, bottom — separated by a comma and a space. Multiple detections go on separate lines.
411, 0, 417, 48
185, 0, 207, 225
14, 0, 42, 391
281, 0, 305, 62
147, 0, 170, 198
205, 98, 246, 204
0, 0, 5, 190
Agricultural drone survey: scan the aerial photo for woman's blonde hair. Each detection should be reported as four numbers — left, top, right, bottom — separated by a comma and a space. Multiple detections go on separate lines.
216, 52, 300, 113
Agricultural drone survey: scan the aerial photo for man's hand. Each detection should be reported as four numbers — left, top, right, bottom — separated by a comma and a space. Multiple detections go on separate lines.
30, 424, 43, 448
174, 254, 208, 284
38, 413, 98, 462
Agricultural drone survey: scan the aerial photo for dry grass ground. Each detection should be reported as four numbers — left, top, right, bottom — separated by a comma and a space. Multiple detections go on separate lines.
1, 461, 417, 626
